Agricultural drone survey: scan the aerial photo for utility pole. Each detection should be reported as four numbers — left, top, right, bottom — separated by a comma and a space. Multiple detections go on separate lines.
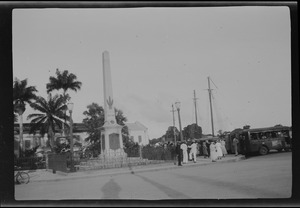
208, 77, 215, 137
171, 104, 177, 145
193, 90, 198, 126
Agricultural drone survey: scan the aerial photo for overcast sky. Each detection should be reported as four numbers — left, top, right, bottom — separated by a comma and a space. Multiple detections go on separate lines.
12, 6, 291, 139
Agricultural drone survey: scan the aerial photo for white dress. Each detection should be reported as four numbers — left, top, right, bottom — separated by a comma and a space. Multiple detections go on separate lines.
221, 140, 228, 155
180, 143, 188, 163
210, 143, 218, 161
216, 142, 223, 158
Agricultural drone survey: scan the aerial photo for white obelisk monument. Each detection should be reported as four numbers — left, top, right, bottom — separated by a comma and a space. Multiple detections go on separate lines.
100, 51, 127, 159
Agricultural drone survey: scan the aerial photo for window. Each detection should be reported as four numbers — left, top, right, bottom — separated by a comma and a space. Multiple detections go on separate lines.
138, 136, 142, 143
130, 136, 134, 141
250, 133, 258, 140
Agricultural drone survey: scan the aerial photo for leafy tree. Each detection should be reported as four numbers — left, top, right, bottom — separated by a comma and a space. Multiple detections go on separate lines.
46, 68, 82, 98
82, 103, 130, 152
182, 123, 202, 139
82, 103, 104, 144
13, 78, 38, 157
162, 126, 179, 143
149, 138, 160, 146
243, 125, 251, 129
27, 94, 68, 151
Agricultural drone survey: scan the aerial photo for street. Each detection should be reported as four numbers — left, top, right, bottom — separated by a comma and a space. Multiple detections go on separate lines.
15, 152, 292, 200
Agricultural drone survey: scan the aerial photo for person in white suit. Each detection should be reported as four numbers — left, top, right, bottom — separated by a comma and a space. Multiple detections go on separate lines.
188, 140, 197, 163
180, 141, 188, 164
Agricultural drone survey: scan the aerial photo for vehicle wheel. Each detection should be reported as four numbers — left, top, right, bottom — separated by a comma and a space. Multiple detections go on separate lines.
16, 172, 30, 184
259, 146, 268, 155
278, 149, 283, 152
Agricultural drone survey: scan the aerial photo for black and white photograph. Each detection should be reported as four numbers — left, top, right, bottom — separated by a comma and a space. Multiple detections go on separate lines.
2, 1, 298, 207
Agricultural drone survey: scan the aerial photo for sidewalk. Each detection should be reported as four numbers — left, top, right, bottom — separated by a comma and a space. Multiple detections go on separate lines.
27, 154, 245, 183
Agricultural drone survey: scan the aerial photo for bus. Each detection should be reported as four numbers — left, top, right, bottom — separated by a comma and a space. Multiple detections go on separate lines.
229, 126, 292, 156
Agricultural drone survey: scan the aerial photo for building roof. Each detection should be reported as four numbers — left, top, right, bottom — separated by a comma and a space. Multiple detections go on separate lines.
125, 121, 148, 131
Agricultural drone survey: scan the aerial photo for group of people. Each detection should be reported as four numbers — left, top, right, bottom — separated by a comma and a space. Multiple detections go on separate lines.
201, 139, 228, 162
173, 137, 239, 165
175, 140, 198, 166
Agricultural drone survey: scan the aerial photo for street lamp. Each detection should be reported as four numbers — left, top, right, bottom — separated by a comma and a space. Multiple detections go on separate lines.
175, 101, 184, 142
67, 102, 75, 172
62, 107, 67, 136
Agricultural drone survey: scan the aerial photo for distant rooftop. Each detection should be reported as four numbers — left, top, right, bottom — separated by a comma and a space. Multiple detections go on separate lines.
125, 121, 148, 131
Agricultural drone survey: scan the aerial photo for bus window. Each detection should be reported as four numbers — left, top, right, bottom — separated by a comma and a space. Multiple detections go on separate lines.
271, 132, 277, 138
250, 133, 258, 140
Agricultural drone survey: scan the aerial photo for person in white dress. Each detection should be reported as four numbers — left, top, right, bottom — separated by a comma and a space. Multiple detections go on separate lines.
215, 140, 223, 160
180, 141, 188, 164
188, 140, 197, 163
210, 141, 218, 162
220, 139, 228, 157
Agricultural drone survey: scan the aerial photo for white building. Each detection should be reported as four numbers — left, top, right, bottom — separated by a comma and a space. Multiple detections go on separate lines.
125, 121, 150, 146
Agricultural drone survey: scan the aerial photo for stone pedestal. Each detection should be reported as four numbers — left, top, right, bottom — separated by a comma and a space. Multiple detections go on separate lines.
100, 123, 127, 159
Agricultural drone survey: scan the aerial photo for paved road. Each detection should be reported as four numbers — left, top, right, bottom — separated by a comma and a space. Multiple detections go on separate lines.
15, 152, 292, 200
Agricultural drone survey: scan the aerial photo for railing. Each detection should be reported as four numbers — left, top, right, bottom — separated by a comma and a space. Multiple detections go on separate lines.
14, 156, 46, 170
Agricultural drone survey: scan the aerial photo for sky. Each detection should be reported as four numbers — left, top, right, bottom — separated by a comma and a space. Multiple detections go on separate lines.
12, 6, 291, 139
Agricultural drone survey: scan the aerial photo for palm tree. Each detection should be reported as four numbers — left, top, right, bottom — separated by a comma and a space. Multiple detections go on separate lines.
13, 78, 38, 157
27, 94, 68, 151
46, 68, 82, 135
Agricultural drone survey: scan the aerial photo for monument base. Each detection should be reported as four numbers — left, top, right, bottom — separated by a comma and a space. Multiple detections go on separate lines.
99, 148, 127, 160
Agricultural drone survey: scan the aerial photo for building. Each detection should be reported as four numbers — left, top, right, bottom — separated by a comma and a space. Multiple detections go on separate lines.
14, 123, 89, 157
14, 121, 150, 157
125, 121, 150, 146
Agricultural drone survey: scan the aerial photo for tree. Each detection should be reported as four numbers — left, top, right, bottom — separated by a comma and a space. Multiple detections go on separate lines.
82, 103, 129, 151
46, 68, 82, 97
243, 125, 251, 129
182, 123, 202, 139
46, 68, 82, 135
27, 94, 67, 151
13, 78, 38, 157
163, 126, 179, 143
82, 103, 104, 144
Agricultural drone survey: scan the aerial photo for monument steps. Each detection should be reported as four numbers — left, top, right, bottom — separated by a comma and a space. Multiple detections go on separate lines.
77, 157, 167, 171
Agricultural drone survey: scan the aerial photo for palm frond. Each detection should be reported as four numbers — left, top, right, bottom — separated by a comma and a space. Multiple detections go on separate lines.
27, 113, 45, 120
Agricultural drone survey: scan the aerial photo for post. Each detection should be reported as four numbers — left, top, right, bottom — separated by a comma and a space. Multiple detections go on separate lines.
68, 103, 75, 172
171, 104, 177, 145
177, 109, 183, 141
69, 111, 75, 172
139, 143, 142, 159
193, 90, 198, 126
19, 113, 23, 157
175, 101, 184, 142
208, 77, 215, 137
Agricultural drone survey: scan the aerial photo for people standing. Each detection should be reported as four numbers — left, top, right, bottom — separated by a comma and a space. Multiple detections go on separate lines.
205, 140, 211, 158
180, 141, 188, 164
188, 140, 197, 163
202, 141, 209, 158
175, 142, 182, 166
221, 139, 227, 157
233, 136, 239, 156
216, 140, 223, 160
210, 141, 218, 162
